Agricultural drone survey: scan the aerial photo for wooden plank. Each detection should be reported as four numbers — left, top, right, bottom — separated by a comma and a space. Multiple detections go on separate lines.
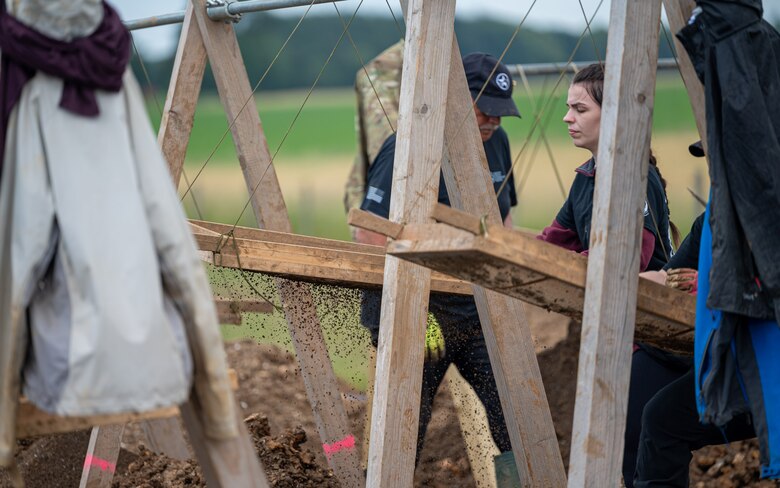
215, 299, 274, 324
436, 36, 567, 484
567, 2, 663, 486
157, 2, 207, 186
191, 224, 473, 295
347, 208, 403, 239
191, 219, 384, 255
366, 2, 456, 486
663, 0, 708, 153
189, 3, 363, 486
446, 366, 499, 488
79, 424, 125, 488
16, 402, 179, 439
140, 417, 192, 460
387, 223, 696, 353
431, 204, 482, 235
180, 398, 270, 488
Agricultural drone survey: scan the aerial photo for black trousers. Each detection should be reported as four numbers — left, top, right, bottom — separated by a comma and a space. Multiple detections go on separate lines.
634, 367, 756, 487
361, 291, 511, 461
623, 348, 691, 488
416, 315, 511, 460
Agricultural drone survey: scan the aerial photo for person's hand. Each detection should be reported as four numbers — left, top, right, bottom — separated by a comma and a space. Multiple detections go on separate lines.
665, 267, 698, 294
425, 313, 446, 362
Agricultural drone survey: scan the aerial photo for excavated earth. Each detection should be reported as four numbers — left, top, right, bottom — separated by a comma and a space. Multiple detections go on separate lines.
0, 306, 773, 487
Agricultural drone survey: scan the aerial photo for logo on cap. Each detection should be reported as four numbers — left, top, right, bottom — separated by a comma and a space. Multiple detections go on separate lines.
495, 73, 510, 91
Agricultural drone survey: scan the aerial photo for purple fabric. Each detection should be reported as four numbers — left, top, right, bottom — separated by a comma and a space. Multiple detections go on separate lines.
0, 1, 130, 181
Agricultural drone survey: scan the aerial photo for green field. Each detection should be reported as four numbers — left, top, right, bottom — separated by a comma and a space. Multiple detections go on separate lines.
153, 74, 707, 390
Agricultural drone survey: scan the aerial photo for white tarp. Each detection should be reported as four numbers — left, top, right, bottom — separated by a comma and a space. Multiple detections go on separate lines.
0, 69, 239, 467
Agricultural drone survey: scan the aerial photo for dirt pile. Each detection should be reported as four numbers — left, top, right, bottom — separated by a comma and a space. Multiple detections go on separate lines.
114, 413, 339, 488
1, 313, 775, 488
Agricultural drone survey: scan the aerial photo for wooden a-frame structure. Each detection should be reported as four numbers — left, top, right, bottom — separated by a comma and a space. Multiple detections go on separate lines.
50, 0, 710, 486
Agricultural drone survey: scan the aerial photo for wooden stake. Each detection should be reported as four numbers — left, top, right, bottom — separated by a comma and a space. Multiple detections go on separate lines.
446, 366, 499, 488
140, 417, 192, 460
188, 2, 363, 485
567, 1, 662, 486
79, 425, 125, 488
158, 2, 207, 187
365, 1, 456, 486
179, 399, 270, 488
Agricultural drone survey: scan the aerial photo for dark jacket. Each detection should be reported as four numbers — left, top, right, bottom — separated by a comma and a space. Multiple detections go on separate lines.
677, 0, 780, 321
678, 0, 780, 478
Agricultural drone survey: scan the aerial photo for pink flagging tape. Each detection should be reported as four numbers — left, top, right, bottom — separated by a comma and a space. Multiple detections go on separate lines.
83, 454, 116, 473
322, 434, 356, 459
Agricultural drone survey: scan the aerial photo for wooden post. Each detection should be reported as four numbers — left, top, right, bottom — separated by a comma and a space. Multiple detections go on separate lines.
79, 425, 126, 488
365, 1, 456, 486
179, 399, 270, 487
158, 2, 207, 186
187, 2, 364, 486
446, 366, 499, 488
438, 42, 568, 486
140, 418, 191, 460
663, 0, 708, 153
130, 3, 211, 464
567, 1, 662, 486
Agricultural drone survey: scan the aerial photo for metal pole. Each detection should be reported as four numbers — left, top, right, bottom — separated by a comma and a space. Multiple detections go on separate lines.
124, 0, 346, 31
506, 58, 678, 77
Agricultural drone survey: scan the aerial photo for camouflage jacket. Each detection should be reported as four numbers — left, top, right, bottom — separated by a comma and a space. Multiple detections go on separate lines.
343, 39, 404, 213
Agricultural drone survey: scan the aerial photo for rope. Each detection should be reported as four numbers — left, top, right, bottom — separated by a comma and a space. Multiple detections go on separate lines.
226, 0, 366, 232
131, 36, 206, 220
489, 0, 606, 221
398, 0, 541, 223
333, 1, 397, 134
179, 0, 320, 203
385, 0, 404, 36
578, 0, 603, 67
516, 64, 567, 199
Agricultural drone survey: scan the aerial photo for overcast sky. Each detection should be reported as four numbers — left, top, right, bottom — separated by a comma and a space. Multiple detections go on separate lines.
113, 0, 780, 60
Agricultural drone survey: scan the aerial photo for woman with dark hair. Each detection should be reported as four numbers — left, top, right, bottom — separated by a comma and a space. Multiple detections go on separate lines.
537, 63, 688, 487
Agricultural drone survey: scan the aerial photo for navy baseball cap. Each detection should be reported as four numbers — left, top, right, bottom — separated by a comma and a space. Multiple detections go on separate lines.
463, 52, 521, 118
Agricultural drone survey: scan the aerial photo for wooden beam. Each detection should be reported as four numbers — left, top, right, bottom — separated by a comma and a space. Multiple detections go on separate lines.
446, 366, 499, 488
16, 402, 179, 439
190, 3, 363, 486
140, 417, 192, 461
663, 0, 708, 154
347, 208, 403, 239
180, 398, 270, 488
388, 222, 695, 353
79, 424, 126, 488
157, 2, 207, 186
215, 299, 274, 324
567, 2, 663, 486
366, 1, 456, 486
189, 222, 473, 295
435, 38, 567, 484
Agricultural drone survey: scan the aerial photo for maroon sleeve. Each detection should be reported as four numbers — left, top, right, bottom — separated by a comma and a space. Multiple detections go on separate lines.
640, 228, 656, 272
537, 219, 585, 252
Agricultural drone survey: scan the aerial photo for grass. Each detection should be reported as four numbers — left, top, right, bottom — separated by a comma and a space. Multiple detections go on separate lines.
154, 74, 706, 390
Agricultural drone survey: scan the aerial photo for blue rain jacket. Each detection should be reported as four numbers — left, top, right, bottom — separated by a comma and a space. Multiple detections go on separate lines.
696, 202, 780, 478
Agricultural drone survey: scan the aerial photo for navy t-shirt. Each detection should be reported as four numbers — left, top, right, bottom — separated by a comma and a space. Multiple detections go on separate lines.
554, 159, 675, 271
360, 128, 517, 328
361, 128, 517, 222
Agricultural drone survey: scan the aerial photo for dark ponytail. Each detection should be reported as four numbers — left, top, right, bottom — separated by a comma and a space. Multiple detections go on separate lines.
649, 149, 681, 249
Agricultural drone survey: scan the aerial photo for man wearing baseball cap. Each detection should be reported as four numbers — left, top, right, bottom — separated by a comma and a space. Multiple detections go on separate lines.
353, 52, 520, 463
